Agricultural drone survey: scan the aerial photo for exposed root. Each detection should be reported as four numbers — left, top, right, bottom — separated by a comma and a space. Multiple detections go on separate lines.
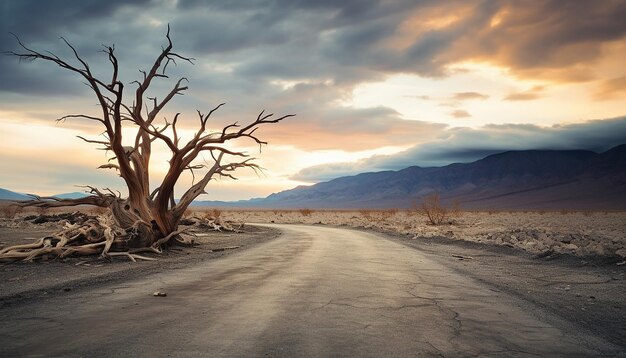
151, 228, 188, 249
0, 238, 45, 255
0, 214, 165, 263
1, 209, 248, 263
189, 214, 244, 233
106, 252, 158, 262
174, 233, 196, 246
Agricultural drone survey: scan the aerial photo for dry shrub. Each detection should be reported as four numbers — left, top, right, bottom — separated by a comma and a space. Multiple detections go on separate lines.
204, 208, 222, 221
299, 208, 313, 216
376, 208, 398, 222
359, 209, 373, 220
418, 192, 461, 225
384, 208, 398, 217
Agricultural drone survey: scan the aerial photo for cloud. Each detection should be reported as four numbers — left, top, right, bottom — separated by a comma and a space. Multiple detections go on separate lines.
451, 92, 488, 101
262, 105, 447, 151
2, 0, 626, 102
450, 109, 471, 118
594, 76, 626, 100
504, 93, 542, 101
504, 85, 545, 101
292, 116, 626, 182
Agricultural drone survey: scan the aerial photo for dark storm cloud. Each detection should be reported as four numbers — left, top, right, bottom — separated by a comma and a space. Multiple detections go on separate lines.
0, 0, 151, 42
1, 0, 626, 152
0, 0, 167, 99
292, 117, 626, 182
3, 0, 626, 90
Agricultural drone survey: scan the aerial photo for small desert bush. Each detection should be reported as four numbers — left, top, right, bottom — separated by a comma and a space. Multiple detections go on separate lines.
376, 208, 399, 222
299, 208, 314, 216
384, 208, 399, 217
359, 209, 373, 220
417, 192, 461, 225
204, 208, 222, 221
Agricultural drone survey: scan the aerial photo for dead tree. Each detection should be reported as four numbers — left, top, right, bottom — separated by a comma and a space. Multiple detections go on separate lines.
0, 27, 293, 261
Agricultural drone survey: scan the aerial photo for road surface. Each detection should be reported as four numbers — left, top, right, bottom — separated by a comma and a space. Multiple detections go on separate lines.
0, 224, 620, 357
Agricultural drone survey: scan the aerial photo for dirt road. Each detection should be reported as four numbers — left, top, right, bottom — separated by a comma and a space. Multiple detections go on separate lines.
0, 224, 622, 357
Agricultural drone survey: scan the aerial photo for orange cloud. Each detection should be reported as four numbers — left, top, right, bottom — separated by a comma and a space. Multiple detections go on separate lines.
450, 110, 471, 118
594, 75, 626, 100
504, 85, 545, 101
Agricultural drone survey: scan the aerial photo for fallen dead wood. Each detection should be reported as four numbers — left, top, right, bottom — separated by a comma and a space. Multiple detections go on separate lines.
0, 212, 247, 263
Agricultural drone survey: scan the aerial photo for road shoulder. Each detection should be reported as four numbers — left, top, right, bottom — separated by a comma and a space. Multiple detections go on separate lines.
0, 224, 281, 306
375, 228, 626, 349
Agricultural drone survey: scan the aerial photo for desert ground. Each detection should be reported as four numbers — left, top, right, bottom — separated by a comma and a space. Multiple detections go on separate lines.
1, 207, 625, 356
222, 209, 626, 260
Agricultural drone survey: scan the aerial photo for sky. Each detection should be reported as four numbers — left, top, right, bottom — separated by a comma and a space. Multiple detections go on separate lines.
1, 0, 626, 200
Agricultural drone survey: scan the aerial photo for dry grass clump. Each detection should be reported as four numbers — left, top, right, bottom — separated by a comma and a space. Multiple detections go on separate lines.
357, 209, 399, 223
375, 208, 398, 222
359, 209, 373, 220
204, 208, 222, 221
299, 208, 314, 216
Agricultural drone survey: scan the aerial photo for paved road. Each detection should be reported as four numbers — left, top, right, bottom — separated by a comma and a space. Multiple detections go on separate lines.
0, 224, 620, 357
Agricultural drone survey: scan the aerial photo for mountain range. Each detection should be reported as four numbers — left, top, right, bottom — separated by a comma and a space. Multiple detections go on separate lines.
196, 144, 626, 210
2, 145, 625, 209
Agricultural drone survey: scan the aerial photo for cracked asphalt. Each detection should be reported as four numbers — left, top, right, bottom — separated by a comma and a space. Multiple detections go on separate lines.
0, 224, 623, 357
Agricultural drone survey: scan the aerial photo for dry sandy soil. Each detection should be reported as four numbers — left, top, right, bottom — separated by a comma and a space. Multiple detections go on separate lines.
0, 214, 279, 303
220, 209, 626, 261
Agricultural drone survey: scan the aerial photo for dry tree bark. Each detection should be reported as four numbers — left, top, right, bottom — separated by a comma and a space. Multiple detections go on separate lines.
0, 26, 293, 262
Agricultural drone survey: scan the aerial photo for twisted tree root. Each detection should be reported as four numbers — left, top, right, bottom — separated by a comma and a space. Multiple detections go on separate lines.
0, 212, 246, 263
0, 215, 158, 262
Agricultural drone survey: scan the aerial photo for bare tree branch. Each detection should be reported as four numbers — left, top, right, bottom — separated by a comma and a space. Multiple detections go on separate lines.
3, 26, 294, 262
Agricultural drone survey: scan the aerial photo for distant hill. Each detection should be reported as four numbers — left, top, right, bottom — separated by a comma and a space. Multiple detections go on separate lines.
0, 189, 89, 201
203, 145, 626, 210
52, 192, 89, 199
0, 188, 31, 201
